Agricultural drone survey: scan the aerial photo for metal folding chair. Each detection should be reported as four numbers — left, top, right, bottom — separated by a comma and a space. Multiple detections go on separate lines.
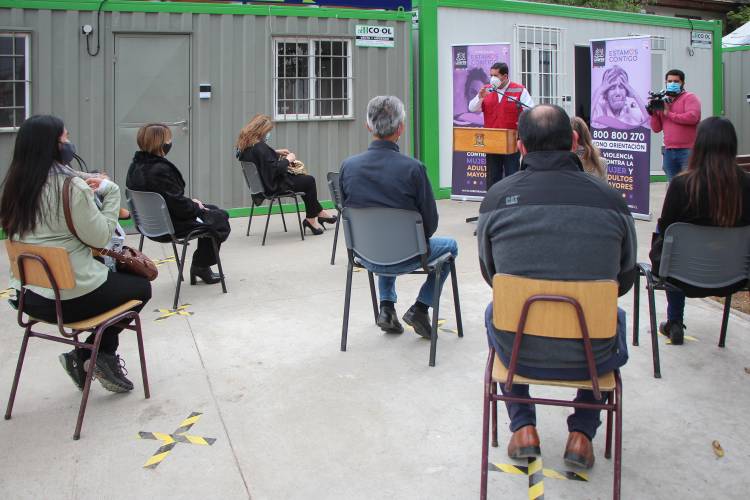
239, 161, 305, 245
632, 223, 750, 378
4, 241, 149, 440
126, 189, 227, 310
481, 274, 623, 500
339, 207, 463, 367
326, 171, 342, 265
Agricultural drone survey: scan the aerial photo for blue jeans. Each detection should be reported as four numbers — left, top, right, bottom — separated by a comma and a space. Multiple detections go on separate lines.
485, 305, 628, 440
666, 290, 686, 322
663, 148, 690, 181
359, 237, 458, 308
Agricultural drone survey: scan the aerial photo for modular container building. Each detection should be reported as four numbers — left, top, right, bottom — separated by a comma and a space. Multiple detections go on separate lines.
0, 0, 412, 213
413, 0, 723, 198
723, 45, 750, 155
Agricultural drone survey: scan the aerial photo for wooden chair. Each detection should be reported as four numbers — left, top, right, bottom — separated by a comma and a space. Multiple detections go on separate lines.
481, 274, 623, 500
4, 241, 149, 440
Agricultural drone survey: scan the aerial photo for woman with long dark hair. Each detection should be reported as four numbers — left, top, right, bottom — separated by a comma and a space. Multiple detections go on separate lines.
236, 114, 336, 235
650, 116, 750, 344
0, 115, 151, 392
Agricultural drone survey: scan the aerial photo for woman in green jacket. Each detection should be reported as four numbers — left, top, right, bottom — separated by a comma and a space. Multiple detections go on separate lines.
0, 115, 152, 393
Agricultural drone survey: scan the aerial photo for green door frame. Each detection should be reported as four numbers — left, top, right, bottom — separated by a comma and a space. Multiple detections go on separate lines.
414, 0, 723, 197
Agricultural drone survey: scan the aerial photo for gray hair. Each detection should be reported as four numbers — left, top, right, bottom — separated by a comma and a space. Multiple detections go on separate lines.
366, 96, 405, 138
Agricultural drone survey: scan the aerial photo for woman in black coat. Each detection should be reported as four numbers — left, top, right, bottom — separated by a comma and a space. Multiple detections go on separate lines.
236, 114, 336, 235
126, 123, 231, 285
649, 117, 750, 344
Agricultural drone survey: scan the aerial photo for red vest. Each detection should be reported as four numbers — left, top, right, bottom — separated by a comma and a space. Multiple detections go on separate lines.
481, 81, 526, 130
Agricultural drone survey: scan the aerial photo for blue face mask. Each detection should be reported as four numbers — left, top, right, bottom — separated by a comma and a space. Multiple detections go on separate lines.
666, 82, 682, 94
59, 141, 76, 165
265, 132, 271, 142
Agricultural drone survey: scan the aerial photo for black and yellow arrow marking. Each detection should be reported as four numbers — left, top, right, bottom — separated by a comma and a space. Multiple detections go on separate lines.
138, 412, 216, 469
0, 288, 15, 300
154, 304, 193, 321
153, 256, 177, 267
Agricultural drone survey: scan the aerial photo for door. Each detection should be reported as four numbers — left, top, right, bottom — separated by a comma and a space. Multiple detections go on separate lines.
574, 45, 591, 124
114, 34, 191, 192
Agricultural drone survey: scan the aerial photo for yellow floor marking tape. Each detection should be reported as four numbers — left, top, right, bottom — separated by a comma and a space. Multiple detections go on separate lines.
0, 288, 15, 300
138, 412, 216, 469
527, 457, 544, 500
153, 256, 177, 266
154, 304, 193, 321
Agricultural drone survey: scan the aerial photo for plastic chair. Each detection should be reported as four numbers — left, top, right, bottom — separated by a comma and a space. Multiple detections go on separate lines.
126, 189, 227, 310
481, 274, 623, 500
632, 222, 750, 378
339, 207, 463, 367
239, 161, 305, 245
4, 241, 149, 440
326, 171, 342, 265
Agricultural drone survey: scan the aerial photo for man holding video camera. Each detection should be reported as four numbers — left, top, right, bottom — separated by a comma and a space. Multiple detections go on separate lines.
648, 69, 701, 181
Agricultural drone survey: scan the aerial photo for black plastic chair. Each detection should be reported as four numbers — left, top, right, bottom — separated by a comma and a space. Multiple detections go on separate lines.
339, 207, 463, 367
326, 171, 342, 265
239, 161, 304, 246
126, 189, 227, 310
632, 222, 750, 378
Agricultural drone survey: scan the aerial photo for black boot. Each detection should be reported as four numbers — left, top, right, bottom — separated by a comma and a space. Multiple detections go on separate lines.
190, 265, 221, 285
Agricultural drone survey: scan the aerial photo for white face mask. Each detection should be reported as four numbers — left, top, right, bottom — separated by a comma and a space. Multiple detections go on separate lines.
490, 76, 502, 88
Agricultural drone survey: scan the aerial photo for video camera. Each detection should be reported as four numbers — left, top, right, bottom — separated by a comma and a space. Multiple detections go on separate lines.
646, 89, 676, 115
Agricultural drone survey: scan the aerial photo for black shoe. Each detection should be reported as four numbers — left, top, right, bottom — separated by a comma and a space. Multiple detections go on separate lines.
659, 320, 685, 345
94, 353, 133, 393
190, 266, 221, 285
376, 305, 404, 334
58, 350, 85, 390
318, 214, 338, 226
403, 305, 434, 340
303, 219, 324, 235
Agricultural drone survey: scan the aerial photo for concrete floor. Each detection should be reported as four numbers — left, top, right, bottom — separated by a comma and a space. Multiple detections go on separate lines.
1, 182, 749, 500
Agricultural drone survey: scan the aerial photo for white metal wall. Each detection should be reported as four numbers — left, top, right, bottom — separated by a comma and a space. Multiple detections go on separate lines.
436, 7, 715, 186
723, 49, 750, 155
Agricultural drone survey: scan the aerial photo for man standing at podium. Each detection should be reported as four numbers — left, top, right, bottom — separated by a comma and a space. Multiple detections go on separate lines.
469, 62, 534, 189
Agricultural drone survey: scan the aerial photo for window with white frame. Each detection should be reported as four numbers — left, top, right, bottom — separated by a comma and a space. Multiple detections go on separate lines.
516, 25, 564, 107
0, 32, 30, 130
273, 38, 353, 120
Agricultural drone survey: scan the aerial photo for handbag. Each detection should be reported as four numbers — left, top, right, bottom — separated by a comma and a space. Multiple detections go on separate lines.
287, 159, 307, 176
63, 177, 158, 281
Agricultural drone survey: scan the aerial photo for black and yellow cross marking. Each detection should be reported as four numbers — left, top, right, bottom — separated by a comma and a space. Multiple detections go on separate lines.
490, 457, 588, 499
138, 412, 216, 469
154, 304, 193, 321
0, 288, 15, 300
153, 256, 177, 267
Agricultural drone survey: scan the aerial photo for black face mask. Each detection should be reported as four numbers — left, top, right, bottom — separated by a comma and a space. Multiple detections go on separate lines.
162, 142, 173, 156
59, 141, 76, 165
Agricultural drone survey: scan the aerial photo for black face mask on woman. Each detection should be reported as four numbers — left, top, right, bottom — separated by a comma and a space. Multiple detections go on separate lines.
162, 142, 173, 156
58, 141, 76, 165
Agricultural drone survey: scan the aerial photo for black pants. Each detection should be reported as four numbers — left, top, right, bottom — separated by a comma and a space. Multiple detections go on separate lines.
21, 272, 152, 360
159, 205, 231, 268
486, 151, 521, 189
288, 174, 324, 218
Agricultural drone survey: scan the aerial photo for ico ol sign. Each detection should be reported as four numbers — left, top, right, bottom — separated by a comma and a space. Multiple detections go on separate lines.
355, 25, 395, 48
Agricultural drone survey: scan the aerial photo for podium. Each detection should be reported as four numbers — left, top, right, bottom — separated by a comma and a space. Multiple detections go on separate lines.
453, 127, 518, 224
453, 127, 517, 154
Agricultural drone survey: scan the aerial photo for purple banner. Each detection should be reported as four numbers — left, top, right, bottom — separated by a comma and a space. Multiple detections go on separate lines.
451, 43, 511, 199
590, 37, 652, 218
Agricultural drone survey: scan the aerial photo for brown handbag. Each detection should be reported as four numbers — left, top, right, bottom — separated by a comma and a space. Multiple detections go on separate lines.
63, 177, 158, 281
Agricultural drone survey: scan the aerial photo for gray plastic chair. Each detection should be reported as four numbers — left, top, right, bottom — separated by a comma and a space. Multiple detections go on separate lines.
633, 222, 750, 378
340, 207, 463, 367
240, 161, 304, 245
326, 171, 342, 265
126, 189, 227, 310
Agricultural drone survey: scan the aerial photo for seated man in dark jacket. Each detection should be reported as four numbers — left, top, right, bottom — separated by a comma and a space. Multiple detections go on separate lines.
340, 96, 458, 338
477, 105, 636, 469
126, 123, 230, 285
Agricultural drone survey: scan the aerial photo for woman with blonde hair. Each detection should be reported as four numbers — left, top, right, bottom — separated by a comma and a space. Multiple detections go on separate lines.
126, 123, 230, 285
571, 117, 607, 180
236, 114, 336, 235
